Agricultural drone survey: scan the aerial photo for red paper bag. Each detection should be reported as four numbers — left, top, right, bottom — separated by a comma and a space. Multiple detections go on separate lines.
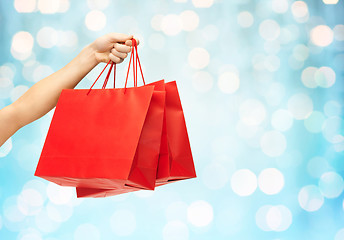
76, 80, 197, 198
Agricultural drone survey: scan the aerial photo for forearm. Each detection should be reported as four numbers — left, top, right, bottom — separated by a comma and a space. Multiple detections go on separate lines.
0, 44, 98, 145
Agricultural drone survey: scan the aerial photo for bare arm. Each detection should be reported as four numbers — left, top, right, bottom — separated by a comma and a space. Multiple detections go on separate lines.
0, 33, 136, 147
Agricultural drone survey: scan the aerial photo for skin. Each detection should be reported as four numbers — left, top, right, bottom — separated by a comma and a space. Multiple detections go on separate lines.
0, 33, 139, 147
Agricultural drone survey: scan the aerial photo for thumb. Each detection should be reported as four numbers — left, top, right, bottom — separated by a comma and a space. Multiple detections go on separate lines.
107, 33, 133, 43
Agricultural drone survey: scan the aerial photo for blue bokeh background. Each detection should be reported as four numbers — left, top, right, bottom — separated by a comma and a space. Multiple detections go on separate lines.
0, 0, 344, 239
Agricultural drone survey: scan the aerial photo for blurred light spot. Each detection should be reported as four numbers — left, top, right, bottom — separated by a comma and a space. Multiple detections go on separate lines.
301, 66, 317, 88
151, 14, 164, 31
192, 71, 213, 93
271, 109, 293, 132
57, 30, 78, 48
180, 10, 199, 31
14, 0, 36, 12
288, 55, 304, 70
291, 1, 309, 23
23, 180, 47, 202
323, 0, 339, 4
37, 0, 60, 14
33, 65, 54, 83
304, 111, 325, 133
298, 185, 324, 211
11, 31, 34, 60
0, 138, 12, 157
35, 208, 60, 233
188, 48, 210, 69
58, 0, 69, 12
37, 27, 58, 48
258, 168, 284, 195
0, 77, 14, 99
231, 169, 257, 196
315, 66, 336, 88
334, 25, 344, 41
165, 201, 188, 222
202, 24, 219, 42
3, 196, 26, 222
264, 55, 280, 71
87, 0, 109, 9
293, 44, 309, 61
252, 54, 266, 70
311, 25, 334, 47
287, 93, 313, 120
202, 162, 229, 190
256, 205, 271, 231
279, 25, 299, 44
192, 0, 214, 8
47, 183, 74, 205
260, 131, 287, 157
46, 202, 73, 222
0, 64, 15, 79
85, 10, 106, 31
266, 205, 292, 231
324, 100, 341, 117
239, 99, 266, 126
161, 14, 182, 36
264, 82, 285, 106
307, 156, 332, 178
236, 122, 259, 139
11, 85, 29, 102
271, 0, 289, 13
110, 209, 136, 236
259, 19, 280, 41
322, 116, 344, 143
218, 71, 240, 94
18, 228, 42, 240
335, 229, 344, 240
237, 11, 254, 28
149, 33, 165, 50
163, 221, 189, 240
319, 172, 344, 198
17, 188, 44, 216
187, 200, 213, 227
74, 223, 100, 240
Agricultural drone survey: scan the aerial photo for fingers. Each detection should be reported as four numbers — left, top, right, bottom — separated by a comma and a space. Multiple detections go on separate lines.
125, 38, 140, 47
113, 43, 131, 53
107, 33, 133, 43
111, 48, 127, 59
109, 53, 124, 64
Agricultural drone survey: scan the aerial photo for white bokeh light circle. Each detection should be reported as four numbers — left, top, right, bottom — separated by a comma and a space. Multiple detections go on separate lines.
110, 209, 136, 236
291, 1, 309, 22
258, 168, 284, 195
319, 172, 344, 198
271, 0, 289, 13
35, 208, 60, 233
260, 131, 287, 157
37, 27, 58, 48
180, 10, 199, 31
151, 14, 164, 31
271, 109, 293, 132
335, 228, 344, 240
301, 66, 318, 88
46, 202, 73, 222
334, 25, 344, 41
0, 137, 12, 157
192, 0, 214, 8
163, 221, 189, 240
218, 72, 240, 94
37, 0, 60, 14
239, 99, 266, 126
314, 66, 336, 88
14, 0, 36, 13
188, 48, 210, 69
324, 100, 341, 117
293, 44, 309, 61
298, 185, 324, 211
161, 14, 183, 36
74, 223, 100, 240
11, 31, 34, 60
323, 0, 339, 4
237, 11, 254, 28
256, 205, 271, 231
18, 228, 42, 240
187, 200, 213, 227
287, 93, 313, 120
46, 183, 74, 205
85, 10, 106, 31
17, 188, 44, 216
231, 169, 257, 196
266, 205, 292, 231
311, 25, 334, 47
259, 19, 280, 41
202, 24, 219, 42
307, 156, 332, 178
236, 121, 259, 139
87, 0, 110, 9
304, 111, 326, 133
322, 116, 344, 143
192, 71, 213, 93
202, 162, 229, 190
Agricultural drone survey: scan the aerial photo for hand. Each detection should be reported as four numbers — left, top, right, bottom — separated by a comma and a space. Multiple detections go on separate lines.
90, 33, 140, 64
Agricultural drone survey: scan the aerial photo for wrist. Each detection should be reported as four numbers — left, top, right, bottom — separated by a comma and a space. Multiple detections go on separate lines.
79, 43, 99, 68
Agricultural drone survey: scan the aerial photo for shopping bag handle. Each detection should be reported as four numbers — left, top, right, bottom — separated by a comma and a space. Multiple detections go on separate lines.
87, 38, 144, 95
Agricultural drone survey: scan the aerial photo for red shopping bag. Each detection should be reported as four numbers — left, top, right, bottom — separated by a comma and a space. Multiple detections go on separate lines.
76, 80, 197, 198
35, 39, 164, 190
